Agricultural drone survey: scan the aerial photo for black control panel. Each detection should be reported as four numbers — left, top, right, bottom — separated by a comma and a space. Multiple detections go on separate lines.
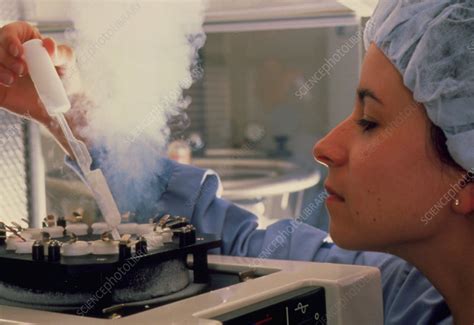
213, 286, 326, 325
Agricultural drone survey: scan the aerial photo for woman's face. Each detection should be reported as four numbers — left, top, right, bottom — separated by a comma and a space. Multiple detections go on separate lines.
313, 44, 461, 252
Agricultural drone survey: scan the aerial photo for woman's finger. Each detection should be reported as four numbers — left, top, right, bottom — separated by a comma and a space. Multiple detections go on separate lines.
0, 46, 26, 77
0, 64, 18, 87
0, 22, 41, 58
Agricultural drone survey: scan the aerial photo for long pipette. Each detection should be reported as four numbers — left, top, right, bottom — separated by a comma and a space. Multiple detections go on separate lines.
23, 39, 121, 240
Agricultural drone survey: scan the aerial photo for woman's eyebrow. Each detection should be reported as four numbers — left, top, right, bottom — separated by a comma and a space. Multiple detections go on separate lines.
357, 88, 383, 105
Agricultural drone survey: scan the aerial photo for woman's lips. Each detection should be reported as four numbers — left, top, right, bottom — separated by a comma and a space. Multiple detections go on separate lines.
324, 184, 345, 202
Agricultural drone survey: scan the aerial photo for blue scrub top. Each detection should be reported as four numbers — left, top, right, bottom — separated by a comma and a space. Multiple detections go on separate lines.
68, 157, 452, 324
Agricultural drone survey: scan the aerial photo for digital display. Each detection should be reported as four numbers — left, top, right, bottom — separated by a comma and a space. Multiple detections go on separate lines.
213, 286, 326, 325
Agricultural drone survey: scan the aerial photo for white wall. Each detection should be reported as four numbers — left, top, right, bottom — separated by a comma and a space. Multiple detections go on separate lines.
25, 0, 68, 21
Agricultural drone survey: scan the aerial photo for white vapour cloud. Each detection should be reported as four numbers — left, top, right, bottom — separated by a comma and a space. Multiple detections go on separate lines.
66, 0, 207, 219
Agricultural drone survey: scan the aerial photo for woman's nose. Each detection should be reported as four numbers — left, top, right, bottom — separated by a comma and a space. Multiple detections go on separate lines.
313, 120, 350, 168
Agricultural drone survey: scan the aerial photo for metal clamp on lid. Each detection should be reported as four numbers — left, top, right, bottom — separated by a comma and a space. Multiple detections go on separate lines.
156, 215, 190, 230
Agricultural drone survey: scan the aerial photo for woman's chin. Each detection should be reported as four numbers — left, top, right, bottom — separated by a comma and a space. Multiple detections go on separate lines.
329, 226, 379, 251
331, 236, 364, 250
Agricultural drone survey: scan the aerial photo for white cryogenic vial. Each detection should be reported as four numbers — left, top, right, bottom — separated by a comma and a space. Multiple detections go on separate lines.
91, 222, 113, 235
136, 223, 154, 236
65, 223, 89, 236
117, 223, 137, 235
91, 240, 119, 255
15, 240, 36, 254
142, 232, 163, 251
42, 226, 64, 238
22, 228, 42, 240
22, 39, 70, 115
62, 241, 90, 256
5, 235, 29, 251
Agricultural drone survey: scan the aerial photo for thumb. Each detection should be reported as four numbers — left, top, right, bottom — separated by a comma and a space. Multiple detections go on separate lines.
42, 37, 56, 59
42, 37, 75, 68
42, 38, 82, 96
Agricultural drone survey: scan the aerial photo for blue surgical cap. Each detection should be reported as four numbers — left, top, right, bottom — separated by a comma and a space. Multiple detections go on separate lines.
364, 0, 474, 172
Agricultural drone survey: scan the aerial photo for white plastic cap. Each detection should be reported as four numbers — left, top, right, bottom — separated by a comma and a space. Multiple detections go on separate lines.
23, 39, 70, 115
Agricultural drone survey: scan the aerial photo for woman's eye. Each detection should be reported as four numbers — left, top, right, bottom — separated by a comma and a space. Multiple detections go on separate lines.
356, 118, 378, 132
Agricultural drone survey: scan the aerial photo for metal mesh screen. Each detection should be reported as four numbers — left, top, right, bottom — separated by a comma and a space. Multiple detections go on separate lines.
0, 110, 29, 224
0, 2, 29, 225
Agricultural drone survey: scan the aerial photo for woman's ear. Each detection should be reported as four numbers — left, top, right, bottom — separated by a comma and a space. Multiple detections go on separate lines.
453, 179, 474, 216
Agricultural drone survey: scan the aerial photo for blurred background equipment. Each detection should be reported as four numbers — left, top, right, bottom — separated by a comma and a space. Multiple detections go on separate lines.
0, 0, 370, 231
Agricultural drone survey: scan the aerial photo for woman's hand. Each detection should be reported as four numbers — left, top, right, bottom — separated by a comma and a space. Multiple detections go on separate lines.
0, 21, 84, 157
0, 21, 78, 125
